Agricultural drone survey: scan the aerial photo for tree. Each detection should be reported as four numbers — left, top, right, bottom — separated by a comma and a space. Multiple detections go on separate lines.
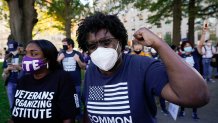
164, 32, 172, 45
33, 5, 63, 38
172, 0, 182, 46
6, 0, 38, 46
37, 0, 89, 38
111, 0, 218, 45
110, 0, 182, 46
187, 0, 196, 44
186, 0, 218, 44
0, 0, 9, 20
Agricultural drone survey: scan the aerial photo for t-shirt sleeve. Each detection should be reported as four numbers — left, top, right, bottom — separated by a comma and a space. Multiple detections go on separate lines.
144, 60, 169, 96
57, 71, 76, 120
77, 52, 85, 63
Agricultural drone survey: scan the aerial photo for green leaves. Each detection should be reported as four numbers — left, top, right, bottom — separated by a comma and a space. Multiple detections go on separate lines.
0, 0, 9, 20
36, 0, 89, 31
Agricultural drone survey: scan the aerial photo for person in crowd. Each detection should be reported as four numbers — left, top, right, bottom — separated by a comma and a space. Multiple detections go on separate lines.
178, 41, 201, 119
131, 41, 151, 57
123, 45, 131, 54
2, 40, 22, 109
57, 38, 86, 122
11, 40, 76, 123
82, 51, 91, 69
150, 48, 159, 59
17, 44, 25, 55
76, 12, 209, 123
198, 28, 216, 83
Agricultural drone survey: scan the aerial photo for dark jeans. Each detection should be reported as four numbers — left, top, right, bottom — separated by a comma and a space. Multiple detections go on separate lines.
180, 107, 197, 114
159, 97, 167, 110
6, 82, 17, 109
202, 58, 213, 80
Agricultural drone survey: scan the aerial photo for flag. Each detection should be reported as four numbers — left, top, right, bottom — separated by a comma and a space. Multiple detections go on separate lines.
87, 82, 131, 115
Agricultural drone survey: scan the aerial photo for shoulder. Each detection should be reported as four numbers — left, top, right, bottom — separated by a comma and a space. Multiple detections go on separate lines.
123, 54, 157, 71
126, 53, 155, 63
51, 70, 73, 85
140, 51, 146, 56
60, 51, 66, 56
74, 50, 83, 55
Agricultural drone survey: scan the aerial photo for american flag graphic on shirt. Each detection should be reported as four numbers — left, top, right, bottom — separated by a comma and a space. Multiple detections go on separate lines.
87, 82, 131, 115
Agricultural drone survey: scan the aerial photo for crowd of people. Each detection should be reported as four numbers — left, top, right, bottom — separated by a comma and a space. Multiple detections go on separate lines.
1, 12, 211, 123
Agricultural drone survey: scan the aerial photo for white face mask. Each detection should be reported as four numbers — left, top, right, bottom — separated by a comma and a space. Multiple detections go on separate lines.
90, 44, 119, 71
206, 42, 212, 46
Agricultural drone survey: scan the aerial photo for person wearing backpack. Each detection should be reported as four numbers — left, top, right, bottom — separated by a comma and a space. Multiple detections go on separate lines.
198, 26, 217, 83
178, 41, 201, 119
201, 40, 216, 82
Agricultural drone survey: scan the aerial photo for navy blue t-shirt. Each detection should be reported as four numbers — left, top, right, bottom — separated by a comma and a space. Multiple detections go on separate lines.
83, 54, 169, 123
62, 50, 84, 86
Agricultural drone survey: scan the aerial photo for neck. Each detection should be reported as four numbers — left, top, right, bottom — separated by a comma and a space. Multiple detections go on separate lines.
67, 47, 73, 52
100, 54, 123, 76
33, 69, 49, 80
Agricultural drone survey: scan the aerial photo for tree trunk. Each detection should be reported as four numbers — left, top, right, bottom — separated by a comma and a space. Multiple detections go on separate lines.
64, 0, 72, 38
23, 0, 38, 45
188, 0, 196, 45
7, 0, 37, 46
7, 0, 23, 42
172, 0, 182, 46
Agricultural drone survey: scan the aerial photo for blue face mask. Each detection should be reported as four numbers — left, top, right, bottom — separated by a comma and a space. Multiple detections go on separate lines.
184, 46, 193, 53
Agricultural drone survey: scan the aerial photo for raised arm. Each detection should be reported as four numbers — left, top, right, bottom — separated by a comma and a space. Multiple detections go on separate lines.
197, 27, 208, 55
133, 27, 210, 107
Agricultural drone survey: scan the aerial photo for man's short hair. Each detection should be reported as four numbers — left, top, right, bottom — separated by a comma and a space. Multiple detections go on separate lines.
63, 38, 74, 47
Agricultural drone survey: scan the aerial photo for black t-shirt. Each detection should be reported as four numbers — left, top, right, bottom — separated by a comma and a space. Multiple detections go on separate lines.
12, 70, 76, 123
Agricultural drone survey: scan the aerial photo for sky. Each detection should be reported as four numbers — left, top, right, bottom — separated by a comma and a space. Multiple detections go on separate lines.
80, 0, 93, 7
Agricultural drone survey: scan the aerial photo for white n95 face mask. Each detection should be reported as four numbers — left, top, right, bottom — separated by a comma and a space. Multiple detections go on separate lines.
90, 45, 119, 71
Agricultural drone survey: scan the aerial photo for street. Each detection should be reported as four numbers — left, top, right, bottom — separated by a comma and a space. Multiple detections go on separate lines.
157, 80, 218, 123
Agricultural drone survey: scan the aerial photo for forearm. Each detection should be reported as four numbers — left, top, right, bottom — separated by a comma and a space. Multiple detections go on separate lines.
57, 53, 64, 62
57, 57, 63, 62
3, 68, 10, 74
77, 60, 86, 70
154, 40, 209, 107
198, 32, 206, 54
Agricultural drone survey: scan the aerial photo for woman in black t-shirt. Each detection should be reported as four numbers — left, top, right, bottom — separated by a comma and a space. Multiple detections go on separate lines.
11, 40, 76, 123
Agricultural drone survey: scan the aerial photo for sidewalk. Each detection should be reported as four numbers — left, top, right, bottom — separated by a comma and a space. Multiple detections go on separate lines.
157, 79, 218, 123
